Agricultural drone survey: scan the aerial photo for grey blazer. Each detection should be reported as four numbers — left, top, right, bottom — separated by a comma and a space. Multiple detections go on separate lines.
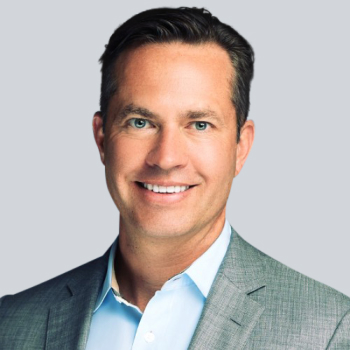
1, 229, 350, 349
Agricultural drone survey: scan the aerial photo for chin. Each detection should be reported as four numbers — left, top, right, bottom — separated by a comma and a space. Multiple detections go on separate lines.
133, 215, 198, 239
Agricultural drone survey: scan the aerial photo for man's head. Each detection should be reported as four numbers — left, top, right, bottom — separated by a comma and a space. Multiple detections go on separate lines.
99, 7, 254, 142
93, 7, 255, 240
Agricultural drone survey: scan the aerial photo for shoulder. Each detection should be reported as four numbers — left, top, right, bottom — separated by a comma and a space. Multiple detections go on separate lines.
230, 232, 350, 347
0, 253, 108, 317
233, 231, 350, 305
0, 253, 109, 349
258, 240, 350, 310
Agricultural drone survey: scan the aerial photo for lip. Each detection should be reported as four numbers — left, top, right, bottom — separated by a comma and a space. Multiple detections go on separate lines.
136, 180, 194, 187
134, 181, 196, 204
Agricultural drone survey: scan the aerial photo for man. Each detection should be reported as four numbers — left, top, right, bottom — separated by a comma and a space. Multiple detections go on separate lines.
0, 6, 349, 350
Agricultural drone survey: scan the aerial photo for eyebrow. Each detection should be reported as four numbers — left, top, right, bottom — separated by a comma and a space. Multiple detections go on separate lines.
185, 109, 220, 121
115, 104, 157, 123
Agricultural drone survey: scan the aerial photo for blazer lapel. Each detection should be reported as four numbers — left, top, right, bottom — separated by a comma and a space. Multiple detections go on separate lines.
189, 228, 267, 350
46, 253, 109, 350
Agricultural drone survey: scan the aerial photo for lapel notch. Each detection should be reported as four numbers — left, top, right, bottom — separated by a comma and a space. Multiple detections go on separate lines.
46, 291, 96, 350
189, 273, 265, 350
45, 253, 109, 350
189, 228, 267, 349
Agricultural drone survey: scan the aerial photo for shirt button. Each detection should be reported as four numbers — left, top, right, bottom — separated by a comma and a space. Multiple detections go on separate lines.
144, 331, 155, 343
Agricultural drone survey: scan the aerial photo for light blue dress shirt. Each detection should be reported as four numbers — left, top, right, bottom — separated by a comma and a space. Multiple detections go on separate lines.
86, 220, 232, 350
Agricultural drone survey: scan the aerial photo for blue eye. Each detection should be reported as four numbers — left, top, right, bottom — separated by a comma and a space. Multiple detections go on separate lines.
130, 118, 149, 128
194, 121, 208, 130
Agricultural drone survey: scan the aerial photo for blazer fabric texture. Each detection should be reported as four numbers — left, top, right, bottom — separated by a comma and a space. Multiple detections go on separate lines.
1, 228, 350, 350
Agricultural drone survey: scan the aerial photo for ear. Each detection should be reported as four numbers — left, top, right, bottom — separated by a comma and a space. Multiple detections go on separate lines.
92, 112, 106, 165
235, 120, 255, 176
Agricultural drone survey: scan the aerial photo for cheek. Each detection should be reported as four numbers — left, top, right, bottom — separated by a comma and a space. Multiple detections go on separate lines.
105, 137, 148, 181
190, 137, 236, 180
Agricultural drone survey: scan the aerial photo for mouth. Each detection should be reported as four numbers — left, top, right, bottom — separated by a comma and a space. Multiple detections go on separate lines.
136, 182, 194, 194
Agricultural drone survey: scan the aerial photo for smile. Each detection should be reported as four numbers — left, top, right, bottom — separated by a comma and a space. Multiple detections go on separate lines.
141, 183, 190, 193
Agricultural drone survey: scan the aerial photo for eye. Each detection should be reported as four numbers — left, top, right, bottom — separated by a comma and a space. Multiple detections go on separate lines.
129, 118, 150, 129
193, 121, 209, 131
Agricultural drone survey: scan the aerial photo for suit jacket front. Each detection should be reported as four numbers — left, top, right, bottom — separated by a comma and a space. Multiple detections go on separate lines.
1, 229, 350, 349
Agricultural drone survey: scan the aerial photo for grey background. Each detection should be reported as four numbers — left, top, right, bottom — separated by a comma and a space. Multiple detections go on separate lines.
0, 0, 349, 297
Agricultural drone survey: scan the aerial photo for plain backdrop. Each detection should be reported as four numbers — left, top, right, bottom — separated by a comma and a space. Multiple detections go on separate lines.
0, 0, 349, 297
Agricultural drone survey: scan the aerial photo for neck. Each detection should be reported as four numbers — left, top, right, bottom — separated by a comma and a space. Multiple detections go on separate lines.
114, 213, 226, 312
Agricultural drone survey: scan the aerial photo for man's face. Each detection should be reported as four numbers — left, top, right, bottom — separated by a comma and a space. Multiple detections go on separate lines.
94, 43, 253, 239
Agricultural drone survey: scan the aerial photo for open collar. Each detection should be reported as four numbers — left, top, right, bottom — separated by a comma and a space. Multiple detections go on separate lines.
94, 220, 232, 311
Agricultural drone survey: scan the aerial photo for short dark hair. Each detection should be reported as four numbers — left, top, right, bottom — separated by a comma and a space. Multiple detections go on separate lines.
99, 7, 254, 141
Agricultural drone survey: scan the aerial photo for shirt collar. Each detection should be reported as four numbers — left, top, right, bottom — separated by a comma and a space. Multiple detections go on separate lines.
184, 219, 232, 297
94, 236, 118, 312
94, 220, 232, 312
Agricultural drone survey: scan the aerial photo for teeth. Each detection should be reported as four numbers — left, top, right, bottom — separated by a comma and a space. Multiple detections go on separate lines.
166, 186, 175, 193
142, 183, 190, 193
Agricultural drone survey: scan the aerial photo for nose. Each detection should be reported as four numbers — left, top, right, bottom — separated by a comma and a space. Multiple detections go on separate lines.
145, 127, 189, 171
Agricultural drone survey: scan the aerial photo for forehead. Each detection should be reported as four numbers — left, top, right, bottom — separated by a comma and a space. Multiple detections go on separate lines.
115, 42, 234, 96
107, 42, 236, 127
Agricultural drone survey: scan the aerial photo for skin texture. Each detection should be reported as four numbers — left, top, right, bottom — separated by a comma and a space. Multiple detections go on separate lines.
93, 43, 254, 310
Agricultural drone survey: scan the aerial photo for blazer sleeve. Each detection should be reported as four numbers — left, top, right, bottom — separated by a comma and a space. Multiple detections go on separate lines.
326, 309, 350, 349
